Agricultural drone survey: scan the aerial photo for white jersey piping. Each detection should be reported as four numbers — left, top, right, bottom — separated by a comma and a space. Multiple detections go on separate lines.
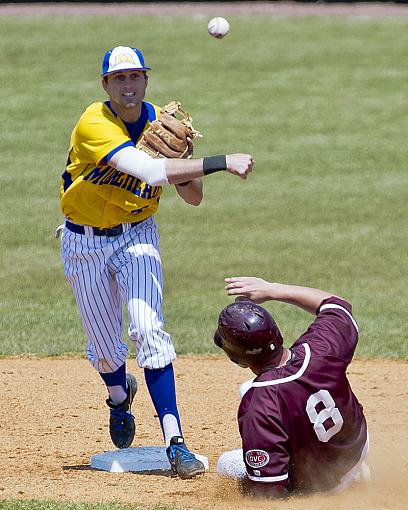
251, 305, 357, 388
319, 303, 359, 333
252, 343, 311, 388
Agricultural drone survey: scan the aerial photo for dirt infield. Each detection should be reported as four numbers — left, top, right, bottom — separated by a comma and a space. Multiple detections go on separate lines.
2, 1, 408, 16
1, 356, 407, 509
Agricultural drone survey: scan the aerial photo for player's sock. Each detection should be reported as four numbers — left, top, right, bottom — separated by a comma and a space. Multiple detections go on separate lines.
144, 364, 182, 445
162, 414, 182, 446
99, 363, 128, 405
106, 384, 128, 405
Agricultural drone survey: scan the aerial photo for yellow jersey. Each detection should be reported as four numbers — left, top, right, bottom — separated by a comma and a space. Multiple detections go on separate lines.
60, 100, 162, 228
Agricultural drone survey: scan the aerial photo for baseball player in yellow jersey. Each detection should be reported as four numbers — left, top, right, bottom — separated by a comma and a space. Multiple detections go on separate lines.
59, 46, 254, 479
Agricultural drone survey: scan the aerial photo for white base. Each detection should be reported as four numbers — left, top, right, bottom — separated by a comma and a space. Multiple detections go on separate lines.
91, 446, 209, 474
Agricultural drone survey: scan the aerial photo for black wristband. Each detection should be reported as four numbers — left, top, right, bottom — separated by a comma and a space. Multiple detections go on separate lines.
203, 155, 227, 175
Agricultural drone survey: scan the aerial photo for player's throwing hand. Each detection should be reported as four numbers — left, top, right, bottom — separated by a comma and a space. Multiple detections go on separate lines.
226, 154, 255, 179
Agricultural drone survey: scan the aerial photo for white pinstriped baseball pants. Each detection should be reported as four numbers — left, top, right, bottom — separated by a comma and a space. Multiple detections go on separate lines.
61, 217, 176, 373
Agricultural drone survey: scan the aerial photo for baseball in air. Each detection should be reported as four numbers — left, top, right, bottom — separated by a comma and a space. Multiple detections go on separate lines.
208, 17, 230, 39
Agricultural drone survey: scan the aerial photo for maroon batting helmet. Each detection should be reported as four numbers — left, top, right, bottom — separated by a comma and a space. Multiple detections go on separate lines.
214, 301, 284, 369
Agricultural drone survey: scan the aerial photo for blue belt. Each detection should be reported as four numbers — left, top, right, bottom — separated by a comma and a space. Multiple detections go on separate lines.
65, 219, 144, 237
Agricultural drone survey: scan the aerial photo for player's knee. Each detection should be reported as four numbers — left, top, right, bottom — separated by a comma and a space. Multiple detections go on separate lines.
88, 354, 127, 373
128, 328, 141, 343
128, 326, 151, 344
128, 324, 165, 343
217, 449, 246, 478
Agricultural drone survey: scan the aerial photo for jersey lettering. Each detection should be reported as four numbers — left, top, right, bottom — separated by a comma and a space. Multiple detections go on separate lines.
100, 169, 120, 185
141, 184, 153, 199
84, 166, 112, 184
306, 389, 344, 442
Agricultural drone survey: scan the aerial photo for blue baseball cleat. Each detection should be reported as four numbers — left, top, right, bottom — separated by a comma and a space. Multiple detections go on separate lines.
166, 436, 206, 479
106, 373, 137, 449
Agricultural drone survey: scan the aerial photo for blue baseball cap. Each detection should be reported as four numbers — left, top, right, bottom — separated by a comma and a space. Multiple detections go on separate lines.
101, 46, 151, 76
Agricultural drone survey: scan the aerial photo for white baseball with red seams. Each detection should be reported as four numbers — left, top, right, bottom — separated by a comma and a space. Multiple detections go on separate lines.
207, 17, 230, 39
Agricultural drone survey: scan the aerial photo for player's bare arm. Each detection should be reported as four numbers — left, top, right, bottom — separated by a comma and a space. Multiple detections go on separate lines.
172, 138, 203, 205
175, 178, 203, 206
165, 153, 254, 183
109, 149, 254, 186
225, 277, 334, 314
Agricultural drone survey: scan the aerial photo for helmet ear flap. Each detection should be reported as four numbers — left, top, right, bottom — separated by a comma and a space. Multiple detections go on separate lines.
214, 330, 223, 348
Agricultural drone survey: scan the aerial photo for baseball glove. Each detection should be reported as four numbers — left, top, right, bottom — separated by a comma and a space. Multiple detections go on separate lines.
136, 101, 202, 159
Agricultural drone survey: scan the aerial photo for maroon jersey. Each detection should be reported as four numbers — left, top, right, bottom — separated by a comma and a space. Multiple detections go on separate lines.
238, 296, 368, 494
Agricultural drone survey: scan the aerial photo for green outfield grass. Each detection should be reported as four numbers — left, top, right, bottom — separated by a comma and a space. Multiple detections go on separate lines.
0, 14, 407, 359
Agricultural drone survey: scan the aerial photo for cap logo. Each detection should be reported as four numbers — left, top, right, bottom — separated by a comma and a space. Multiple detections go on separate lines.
246, 449, 269, 468
115, 53, 135, 66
